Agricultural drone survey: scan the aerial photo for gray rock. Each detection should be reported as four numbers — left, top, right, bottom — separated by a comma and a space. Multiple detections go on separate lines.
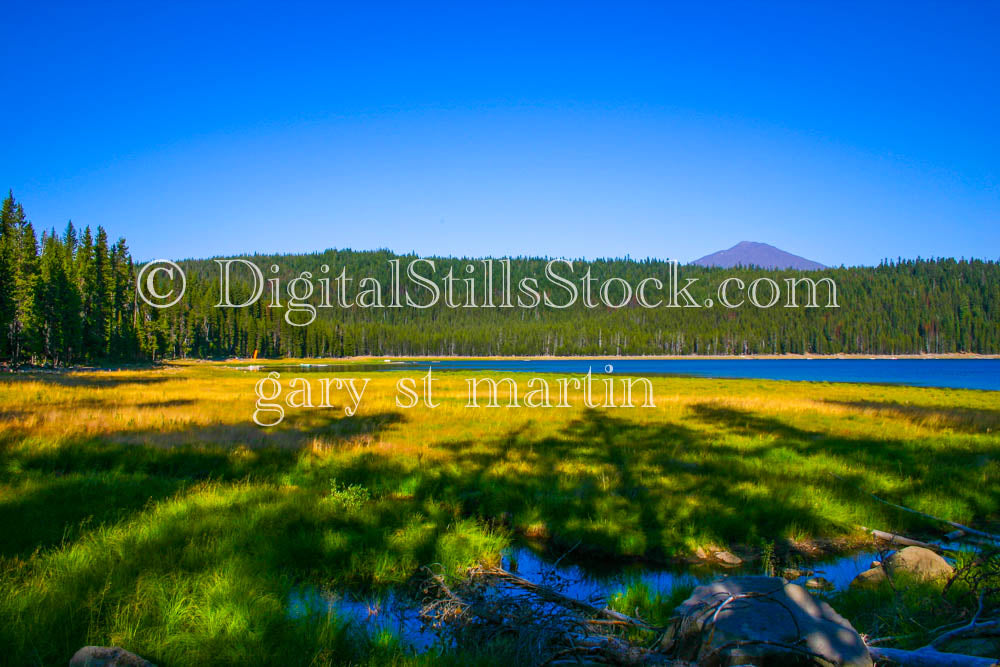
663, 576, 872, 666
69, 646, 156, 667
887, 546, 954, 579
714, 550, 742, 566
850, 546, 953, 589
851, 566, 888, 588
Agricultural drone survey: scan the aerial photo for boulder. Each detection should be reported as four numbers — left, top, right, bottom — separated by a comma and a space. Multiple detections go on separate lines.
714, 551, 742, 566
850, 546, 953, 588
850, 566, 888, 588
887, 546, 954, 579
663, 576, 872, 666
69, 646, 155, 667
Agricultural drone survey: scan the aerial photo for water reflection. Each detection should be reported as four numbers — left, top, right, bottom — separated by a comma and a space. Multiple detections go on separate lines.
288, 587, 437, 653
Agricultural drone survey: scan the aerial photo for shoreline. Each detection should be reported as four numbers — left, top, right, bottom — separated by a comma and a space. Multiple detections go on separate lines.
221, 352, 1000, 363
6, 352, 998, 374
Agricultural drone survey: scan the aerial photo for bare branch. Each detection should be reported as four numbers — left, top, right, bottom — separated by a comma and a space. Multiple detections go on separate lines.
835, 474, 1000, 543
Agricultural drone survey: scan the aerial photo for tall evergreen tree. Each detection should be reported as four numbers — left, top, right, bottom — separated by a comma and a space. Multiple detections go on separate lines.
110, 238, 135, 358
79, 226, 98, 359
12, 216, 39, 363
0, 193, 38, 364
61, 222, 83, 360
90, 227, 112, 358
33, 233, 72, 363
0, 191, 18, 359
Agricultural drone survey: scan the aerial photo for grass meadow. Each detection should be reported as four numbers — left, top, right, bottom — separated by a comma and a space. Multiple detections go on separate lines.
1, 360, 998, 664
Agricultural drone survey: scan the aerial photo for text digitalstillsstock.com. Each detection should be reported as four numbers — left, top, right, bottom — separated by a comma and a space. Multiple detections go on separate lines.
137, 258, 839, 323
134, 257, 838, 426
252, 367, 655, 426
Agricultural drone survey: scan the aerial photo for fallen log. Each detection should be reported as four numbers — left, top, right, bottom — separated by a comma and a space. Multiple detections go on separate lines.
421, 565, 676, 665
926, 592, 998, 651
861, 526, 943, 553
867, 598, 999, 667
471, 565, 660, 631
836, 475, 1000, 543
867, 646, 998, 666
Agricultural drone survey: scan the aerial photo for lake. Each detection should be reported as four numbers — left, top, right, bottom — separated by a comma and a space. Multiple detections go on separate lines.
255, 358, 1000, 391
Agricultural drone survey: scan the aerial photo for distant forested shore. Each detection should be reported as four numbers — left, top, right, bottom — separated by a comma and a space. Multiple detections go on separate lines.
1, 191, 998, 365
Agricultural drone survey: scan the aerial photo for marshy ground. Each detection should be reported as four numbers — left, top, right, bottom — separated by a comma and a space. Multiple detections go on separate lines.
1, 361, 998, 664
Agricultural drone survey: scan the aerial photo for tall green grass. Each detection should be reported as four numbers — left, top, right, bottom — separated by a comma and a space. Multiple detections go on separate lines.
0, 362, 998, 664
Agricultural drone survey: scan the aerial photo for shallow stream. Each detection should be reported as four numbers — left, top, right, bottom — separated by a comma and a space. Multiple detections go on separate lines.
288, 543, 901, 653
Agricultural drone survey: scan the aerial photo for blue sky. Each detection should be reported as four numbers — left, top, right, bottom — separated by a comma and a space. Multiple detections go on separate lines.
1, 2, 997, 265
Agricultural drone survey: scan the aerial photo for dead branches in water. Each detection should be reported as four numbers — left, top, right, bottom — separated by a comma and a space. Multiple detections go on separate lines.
470, 565, 658, 631
866, 590, 1000, 666
417, 565, 677, 666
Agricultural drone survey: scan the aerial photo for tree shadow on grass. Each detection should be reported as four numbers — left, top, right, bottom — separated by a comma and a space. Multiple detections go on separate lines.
3, 390, 1000, 665
687, 403, 1000, 535
420, 409, 826, 559
380, 404, 1000, 566
0, 475, 435, 665
0, 430, 504, 666
0, 411, 406, 559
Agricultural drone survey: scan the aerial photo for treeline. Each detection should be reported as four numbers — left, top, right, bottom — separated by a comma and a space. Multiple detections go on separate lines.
154, 249, 999, 359
3, 190, 998, 365
0, 192, 142, 366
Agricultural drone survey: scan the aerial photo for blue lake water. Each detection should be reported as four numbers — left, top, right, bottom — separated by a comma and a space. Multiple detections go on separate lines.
260, 358, 1000, 391
287, 545, 899, 652
288, 541, 984, 652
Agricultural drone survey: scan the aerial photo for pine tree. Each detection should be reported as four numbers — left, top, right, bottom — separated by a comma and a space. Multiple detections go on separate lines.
61, 222, 83, 361
15, 218, 39, 362
110, 238, 136, 358
0, 194, 39, 365
90, 227, 112, 358
0, 191, 18, 359
33, 233, 71, 364
79, 226, 98, 359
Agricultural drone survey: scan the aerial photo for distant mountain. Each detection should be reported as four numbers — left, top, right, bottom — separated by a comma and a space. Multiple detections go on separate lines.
691, 241, 826, 270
